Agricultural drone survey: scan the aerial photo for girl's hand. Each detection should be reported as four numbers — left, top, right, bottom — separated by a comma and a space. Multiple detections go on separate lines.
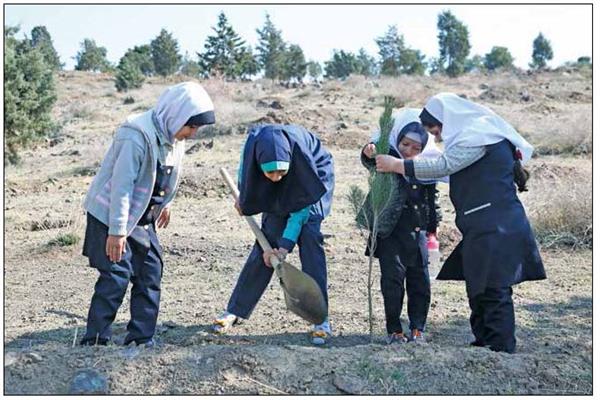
263, 248, 289, 268
157, 207, 170, 228
106, 235, 127, 263
363, 143, 376, 159
376, 154, 405, 174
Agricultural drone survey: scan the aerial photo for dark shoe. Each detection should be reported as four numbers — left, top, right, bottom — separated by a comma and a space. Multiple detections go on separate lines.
80, 337, 110, 346
387, 331, 408, 345
470, 340, 486, 347
410, 329, 426, 344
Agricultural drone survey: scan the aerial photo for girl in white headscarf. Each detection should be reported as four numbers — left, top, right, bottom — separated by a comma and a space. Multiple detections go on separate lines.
80, 82, 215, 347
375, 93, 545, 353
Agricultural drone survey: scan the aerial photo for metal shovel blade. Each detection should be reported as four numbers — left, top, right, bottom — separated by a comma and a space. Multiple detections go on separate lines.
277, 261, 328, 325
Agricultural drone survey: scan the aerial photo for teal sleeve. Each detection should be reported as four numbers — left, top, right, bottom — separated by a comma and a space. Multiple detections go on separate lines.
279, 206, 311, 251
237, 140, 246, 187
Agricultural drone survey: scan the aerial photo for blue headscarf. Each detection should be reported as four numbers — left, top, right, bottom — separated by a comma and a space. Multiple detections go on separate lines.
238, 125, 329, 216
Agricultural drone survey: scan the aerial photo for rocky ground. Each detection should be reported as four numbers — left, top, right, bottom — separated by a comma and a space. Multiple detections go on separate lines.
3, 69, 592, 394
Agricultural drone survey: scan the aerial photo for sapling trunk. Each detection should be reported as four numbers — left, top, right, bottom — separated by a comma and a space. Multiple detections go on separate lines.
347, 96, 396, 342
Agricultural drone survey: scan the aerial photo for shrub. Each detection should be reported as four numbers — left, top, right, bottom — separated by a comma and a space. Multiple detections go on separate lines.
48, 233, 80, 247
4, 26, 57, 164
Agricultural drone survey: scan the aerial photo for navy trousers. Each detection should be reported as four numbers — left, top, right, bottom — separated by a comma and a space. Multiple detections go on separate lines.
82, 218, 163, 345
468, 287, 516, 353
376, 230, 430, 334
227, 213, 328, 319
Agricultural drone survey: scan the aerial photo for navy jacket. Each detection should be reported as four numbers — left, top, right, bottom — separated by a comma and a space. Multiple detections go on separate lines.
437, 140, 546, 298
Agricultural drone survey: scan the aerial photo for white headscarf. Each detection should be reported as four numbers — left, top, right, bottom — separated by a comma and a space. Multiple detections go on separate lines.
153, 82, 215, 143
424, 92, 534, 164
371, 108, 447, 183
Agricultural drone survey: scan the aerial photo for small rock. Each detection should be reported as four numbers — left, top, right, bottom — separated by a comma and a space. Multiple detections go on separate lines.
333, 374, 362, 394
5, 352, 19, 367
69, 369, 109, 394
269, 100, 283, 110
23, 352, 43, 363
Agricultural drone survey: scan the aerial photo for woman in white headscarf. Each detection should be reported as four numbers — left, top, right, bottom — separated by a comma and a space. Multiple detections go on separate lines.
375, 93, 546, 353
80, 82, 215, 347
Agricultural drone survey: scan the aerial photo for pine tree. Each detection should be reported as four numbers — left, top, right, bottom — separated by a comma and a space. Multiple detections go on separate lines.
324, 49, 359, 79
307, 60, 322, 82
122, 45, 154, 76
256, 13, 286, 80
281, 44, 307, 83
115, 57, 144, 92
484, 46, 514, 71
151, 28, 181, 77
5, 26, 57, 164
437, 10, 471, 77
530, 32, 553, 70
74, 38, 112, 72
375, 25, 404, 76
237, 46, 260, 80
30, 26, 62, 70
348, 96, 396, 341
199, 11, 246, 79
398, 48, 426, 75
375, 25, 426, 76
356, 48, 377, 77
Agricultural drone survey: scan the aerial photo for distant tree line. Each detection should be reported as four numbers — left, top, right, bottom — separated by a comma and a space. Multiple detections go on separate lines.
67, 10, 589, 87
3, 10, 591, 163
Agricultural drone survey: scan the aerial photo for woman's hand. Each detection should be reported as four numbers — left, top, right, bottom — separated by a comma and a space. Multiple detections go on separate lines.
106, 235, 127, 263
376, 155, 405, 175
263, 248, 289, 268
157, 207, 171, 228
363, 143, 376, 159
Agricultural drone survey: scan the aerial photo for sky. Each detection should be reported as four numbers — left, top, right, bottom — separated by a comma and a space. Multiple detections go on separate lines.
4, 3, 593, 71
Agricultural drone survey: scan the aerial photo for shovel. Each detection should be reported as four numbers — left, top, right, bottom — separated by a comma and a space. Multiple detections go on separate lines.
220, 167, 328, 325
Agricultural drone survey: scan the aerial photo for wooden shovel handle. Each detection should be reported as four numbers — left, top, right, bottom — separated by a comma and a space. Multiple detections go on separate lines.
219, 168, 281, 268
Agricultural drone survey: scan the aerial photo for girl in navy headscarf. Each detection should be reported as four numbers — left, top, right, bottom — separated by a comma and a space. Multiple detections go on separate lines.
361, 108, 445, 344
375, 93, 546, 353
213, 124, 335, 345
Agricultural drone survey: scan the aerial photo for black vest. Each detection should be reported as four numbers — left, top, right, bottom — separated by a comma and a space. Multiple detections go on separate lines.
437, 140, 546, 298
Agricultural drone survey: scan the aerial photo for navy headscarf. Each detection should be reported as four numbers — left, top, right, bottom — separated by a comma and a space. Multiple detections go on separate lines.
255, 127, 292, 172
238, 125, 328, 216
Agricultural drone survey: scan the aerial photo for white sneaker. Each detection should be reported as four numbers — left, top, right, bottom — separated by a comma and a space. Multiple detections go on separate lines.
212, 311, 238, 334
311, 318, 332, 345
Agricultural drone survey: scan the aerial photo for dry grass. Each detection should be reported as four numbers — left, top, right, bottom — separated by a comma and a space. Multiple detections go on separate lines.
524, 159, 592, 249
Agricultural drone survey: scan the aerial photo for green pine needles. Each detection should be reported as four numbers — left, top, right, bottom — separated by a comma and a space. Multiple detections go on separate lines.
347, 96, 396, 341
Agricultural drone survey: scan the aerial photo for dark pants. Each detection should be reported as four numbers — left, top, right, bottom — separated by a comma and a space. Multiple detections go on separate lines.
82, 223, 163, 345
468, 287, 516, 353
227, 213, 328, 319
376, 230, 430, 334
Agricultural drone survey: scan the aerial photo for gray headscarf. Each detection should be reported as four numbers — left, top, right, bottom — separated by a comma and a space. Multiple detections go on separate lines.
153, 82, 215, 143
